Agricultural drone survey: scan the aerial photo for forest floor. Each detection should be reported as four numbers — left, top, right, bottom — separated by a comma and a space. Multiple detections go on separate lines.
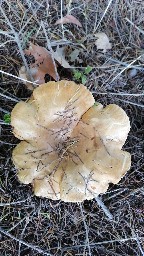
0, 1, 144, 255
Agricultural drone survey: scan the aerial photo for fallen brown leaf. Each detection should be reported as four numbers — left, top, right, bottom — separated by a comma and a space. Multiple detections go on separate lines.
95, 32, 112, 53
25, 42, 59, 84
55, 14, 82, 27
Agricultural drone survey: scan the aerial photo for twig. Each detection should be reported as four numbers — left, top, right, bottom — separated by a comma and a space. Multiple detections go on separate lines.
0, 39, 14, 47
95, 196, 113, 220
94, 0, 113, 31
0, 30, 14, 38
79, 203, 92, 256
0, 140, 17, 146
111, 54, 144, 82
0, 107, 10, 114
0, 84, 20, 101
125, 221, 144, 256
7, 210, 34, 233
8, 217, 27, 232
67, 0, 73, 14
61, 236, 144, 251
0, 227, 52, 256
109, 57, 144, 71
115, 98, 144, 108
41, 21, 60, 81
60, 0, 65, 38
18, 217, 30, 256
125, 17, 144, 36
0, 91, 19, 102
18, 1, 45, 35
105, 188, 128, 200
0, 69, 38, 86
0, 122, 10, 125
91, 92, 144, 96
0, 6, 33, 82
0, 199, 27, 206
135, 236, 144, 256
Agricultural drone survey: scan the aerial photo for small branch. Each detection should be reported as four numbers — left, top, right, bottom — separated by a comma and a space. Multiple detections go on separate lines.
79, 203, 92, 256
125, 17, 144, 35
0, 69, 38, 86
111, 54, 144, 83
0, 6, 33, 82
60, 0, 65, 38
0, 30, 14, 39
41, 21, 59, 81
95, 196, 113, 220
0, 227, 52, 256
125, 221, 144, 256
0, 107, 10, 114
15, 34, 34, 82
115, 98, 144, 108
66, 0, 73, 14
0, 140, 17, 145
0, 199, 27, 206
0, 39, 14, 47
18, 1, 45, 35
18, 217, 30, 256
91, 92, 144, 96
61, 236, 143, 251
0, 91, 19, 103
94, 0, 113, 31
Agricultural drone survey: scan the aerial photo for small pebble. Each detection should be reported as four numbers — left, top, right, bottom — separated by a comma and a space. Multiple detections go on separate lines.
127, 68, 137, 78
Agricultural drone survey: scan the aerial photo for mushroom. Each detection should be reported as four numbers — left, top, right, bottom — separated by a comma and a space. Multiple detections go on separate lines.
11, 80, 131, 202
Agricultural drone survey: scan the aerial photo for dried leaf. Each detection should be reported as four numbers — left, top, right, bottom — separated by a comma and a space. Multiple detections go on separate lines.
95, 32, 112, 53
55, 14, 82, 27
53, 46, 71, 68
19, 66, 36, 90
25, 43, 59, 84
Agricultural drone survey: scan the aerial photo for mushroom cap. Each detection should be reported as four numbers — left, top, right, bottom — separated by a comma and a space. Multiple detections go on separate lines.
11, 80, 131, 202
11, 80, 95, 146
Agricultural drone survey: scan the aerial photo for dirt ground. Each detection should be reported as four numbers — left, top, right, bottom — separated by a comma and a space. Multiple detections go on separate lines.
0, 1, 144, 255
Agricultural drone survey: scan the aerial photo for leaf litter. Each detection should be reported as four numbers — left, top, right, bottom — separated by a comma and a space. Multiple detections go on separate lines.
53, 46, 71, 68
55, 14, 82, 27
95, 32, 112, 53
19, 32, 112, 91
24, 42, 59, 85
19, 43, 85, 90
